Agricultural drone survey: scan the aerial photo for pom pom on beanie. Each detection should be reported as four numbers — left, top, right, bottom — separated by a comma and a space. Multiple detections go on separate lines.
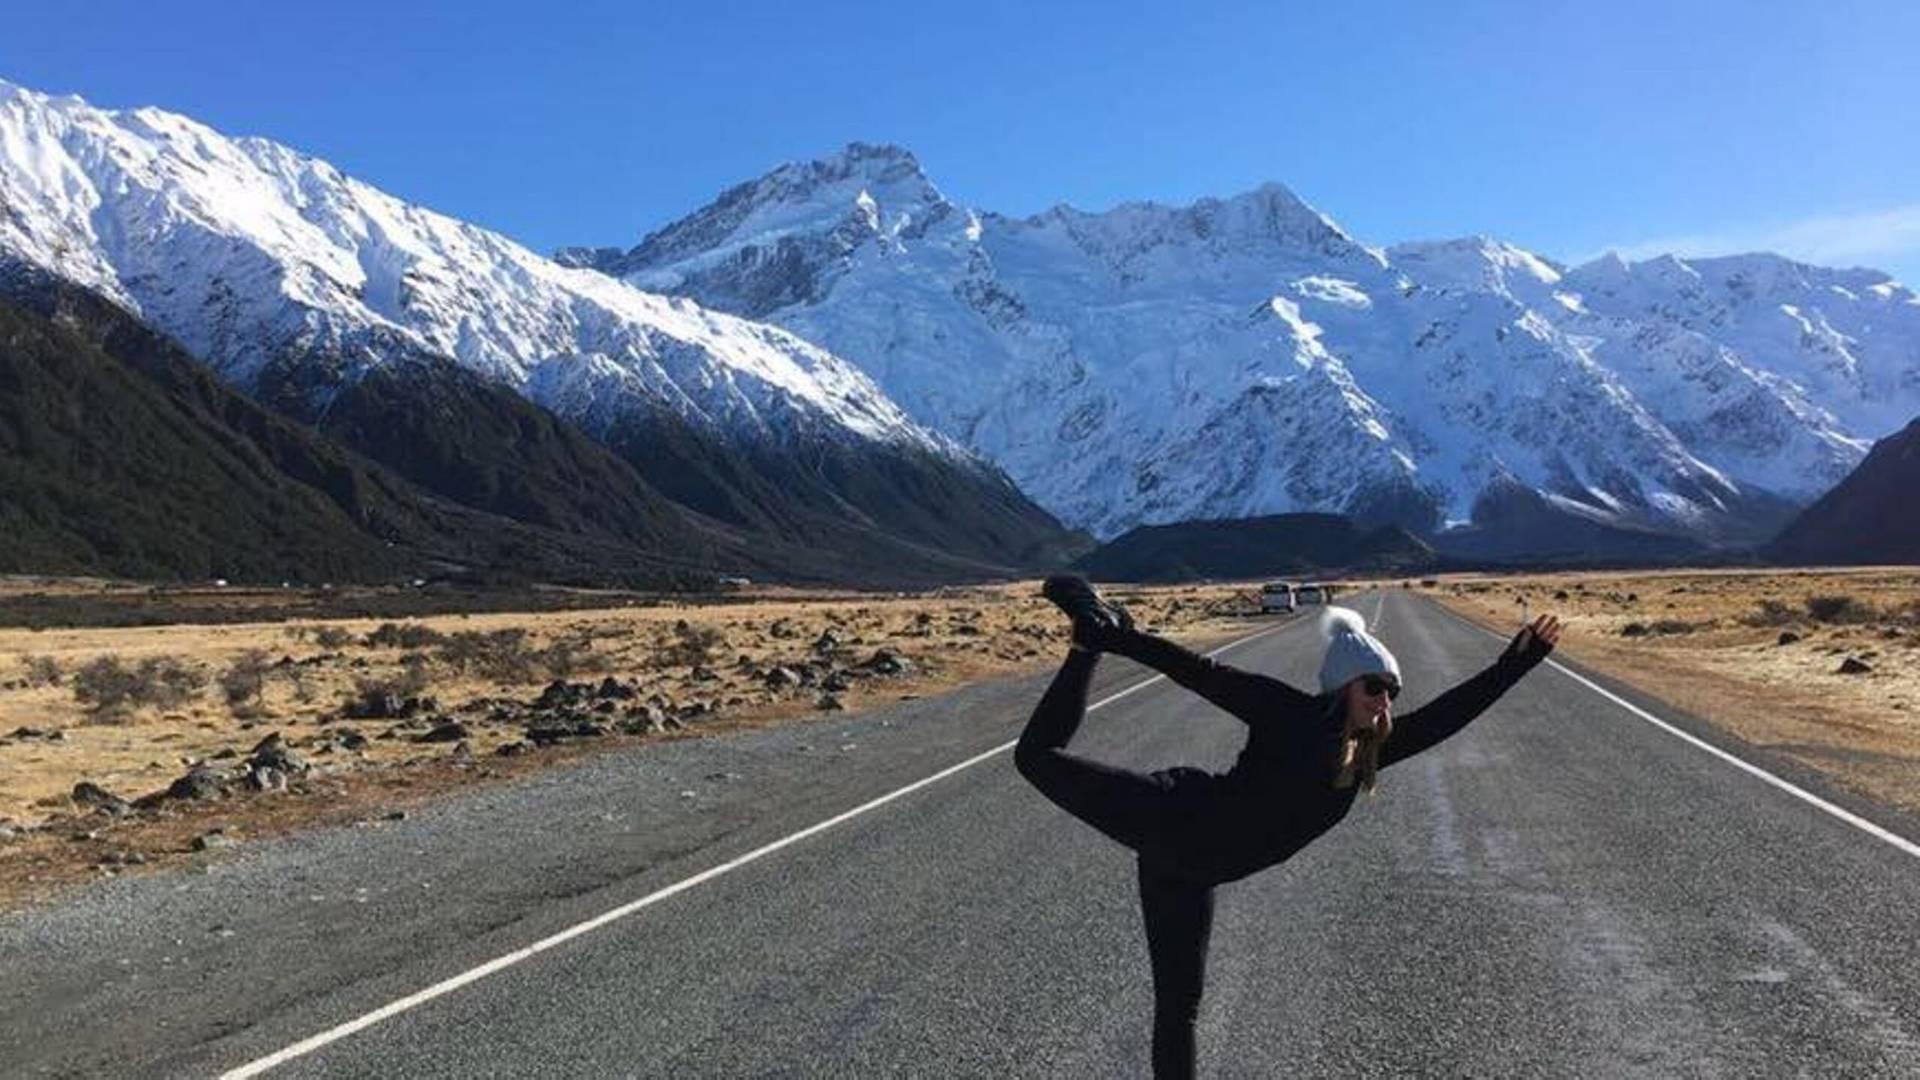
1317, 606, 1401, 695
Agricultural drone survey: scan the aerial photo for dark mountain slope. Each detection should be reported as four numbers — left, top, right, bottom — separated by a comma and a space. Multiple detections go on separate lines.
1766, 418, 1920, 565
0, 279, 722, 585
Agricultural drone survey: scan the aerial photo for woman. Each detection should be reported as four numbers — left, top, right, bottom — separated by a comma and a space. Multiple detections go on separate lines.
1015, 575, 1562, 1078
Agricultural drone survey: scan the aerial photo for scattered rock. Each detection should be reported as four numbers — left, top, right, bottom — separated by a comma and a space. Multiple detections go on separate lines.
72, 781, 131, 816
248, 766, 288, 793
384, 810, 407, 821
821, 671, 851, 693
331, 729, 369, 752
1838, 656, 1874, 675
166, 766, 231, 802
763, 666, 800, 690
415, 721, 471, 744
689, 665, 719, 683
812, 629, 843, 654
596, 676, 637, 700
862, 649, 913, 676
1620, 623, 1650, 638
618, 705, 679, 735
344, 692, 401, 720
525, 719, 611, 746
536, 681, 587, 709
1777, 631, 1802, 646
816, 694, 844, 712
494, 741, 530, 757
191, 830, 235, 852
247, 733, 308, 774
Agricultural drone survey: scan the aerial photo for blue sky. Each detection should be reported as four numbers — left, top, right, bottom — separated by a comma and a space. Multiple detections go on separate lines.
5, 0, 1917, 282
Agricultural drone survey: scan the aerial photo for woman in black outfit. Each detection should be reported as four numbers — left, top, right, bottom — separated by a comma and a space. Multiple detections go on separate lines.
1015, 575, 1562, 1078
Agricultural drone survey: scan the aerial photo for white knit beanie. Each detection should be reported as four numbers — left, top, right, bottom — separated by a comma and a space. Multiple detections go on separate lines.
1317, 606, 1401, 695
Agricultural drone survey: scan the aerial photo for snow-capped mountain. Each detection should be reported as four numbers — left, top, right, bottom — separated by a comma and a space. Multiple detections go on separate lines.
0, 80, 1082, 581
571, 144, 1920, 544
0, 83, 947, 453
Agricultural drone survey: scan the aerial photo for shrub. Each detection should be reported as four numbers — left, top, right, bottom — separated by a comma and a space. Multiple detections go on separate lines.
437, 628, 536, 682
1806, 595, 1876, 624
20, 654, 62, 687
1619, 622, 1650, 637
538, 636, 600, 679
1742, 598, 1796, 627
219, 649, 273, 712
72, 654, 206, 716
364, 622, 448, 650
312, 626, 353, 649
657, 620, 723, 668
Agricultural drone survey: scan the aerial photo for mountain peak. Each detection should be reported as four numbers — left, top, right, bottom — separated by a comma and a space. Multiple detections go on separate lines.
1388, 235, 1563, 296
747, 140, 944, 212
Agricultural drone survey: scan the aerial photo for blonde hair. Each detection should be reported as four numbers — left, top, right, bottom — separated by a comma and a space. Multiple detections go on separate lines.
1330, 687, 1392, 795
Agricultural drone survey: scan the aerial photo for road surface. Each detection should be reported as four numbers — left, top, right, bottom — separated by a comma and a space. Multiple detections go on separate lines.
3, 589, 1918, 1077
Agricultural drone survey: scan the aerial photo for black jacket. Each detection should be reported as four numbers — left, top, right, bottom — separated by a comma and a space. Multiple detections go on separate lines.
1111, 628, 1552, 885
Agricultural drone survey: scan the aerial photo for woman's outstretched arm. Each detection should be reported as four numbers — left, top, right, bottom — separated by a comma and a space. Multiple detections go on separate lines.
1379, 615, 1560, 768
1100, 627, 1319, 725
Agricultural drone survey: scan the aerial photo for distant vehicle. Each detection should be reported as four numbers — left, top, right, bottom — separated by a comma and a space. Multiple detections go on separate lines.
1259, 582, 1296, 613
1296, 583, 1327, 605
715, 575, 753, 590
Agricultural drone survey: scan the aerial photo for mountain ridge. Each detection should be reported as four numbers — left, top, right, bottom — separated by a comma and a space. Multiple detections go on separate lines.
572, 143, 1917, 552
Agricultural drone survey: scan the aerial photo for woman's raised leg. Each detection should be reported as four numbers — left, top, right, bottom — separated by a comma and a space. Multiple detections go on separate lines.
1014, 650, 1169, 852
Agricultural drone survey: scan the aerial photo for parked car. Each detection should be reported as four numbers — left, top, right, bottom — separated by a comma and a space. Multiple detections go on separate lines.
1260, 582, 1296, 613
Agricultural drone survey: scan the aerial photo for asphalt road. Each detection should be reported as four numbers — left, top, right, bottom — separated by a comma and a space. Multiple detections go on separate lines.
4, 590, 1919, 1077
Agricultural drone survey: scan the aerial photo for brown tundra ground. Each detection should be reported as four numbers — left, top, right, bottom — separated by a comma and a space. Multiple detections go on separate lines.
1427, 566, 1920, 819
3, 569, 1915, 906
0, 579, 1260, 904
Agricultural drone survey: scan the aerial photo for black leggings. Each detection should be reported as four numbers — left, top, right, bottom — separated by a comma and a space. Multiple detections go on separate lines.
1014, 651, 1216, 1080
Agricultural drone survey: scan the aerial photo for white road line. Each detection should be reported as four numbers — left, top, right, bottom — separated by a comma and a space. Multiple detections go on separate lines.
219, 620, 1298, 1078
1434, 601, 1920, 862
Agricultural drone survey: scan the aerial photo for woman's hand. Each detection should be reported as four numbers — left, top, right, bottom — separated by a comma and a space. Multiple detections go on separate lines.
1501, 613, 1562, 668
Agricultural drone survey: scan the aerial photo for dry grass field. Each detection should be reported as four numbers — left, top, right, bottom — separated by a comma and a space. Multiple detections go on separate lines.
1427, 567, 1920, 816
6, 567, 1914, 906
0, 580, 1261, 903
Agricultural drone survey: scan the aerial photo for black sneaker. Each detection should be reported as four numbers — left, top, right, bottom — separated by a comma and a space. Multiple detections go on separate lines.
1042, 574, 1134, 648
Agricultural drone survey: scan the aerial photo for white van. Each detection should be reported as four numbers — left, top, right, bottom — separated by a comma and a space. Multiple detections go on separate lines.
1296, 583, 1327, 605
1260, 582, 1296, 613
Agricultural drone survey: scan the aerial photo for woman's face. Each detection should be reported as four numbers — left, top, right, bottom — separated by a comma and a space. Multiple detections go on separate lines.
1341, 673, 1397, 736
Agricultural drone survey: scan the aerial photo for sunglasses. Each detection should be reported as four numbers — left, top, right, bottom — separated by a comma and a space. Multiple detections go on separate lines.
1361, 675, 1400, 701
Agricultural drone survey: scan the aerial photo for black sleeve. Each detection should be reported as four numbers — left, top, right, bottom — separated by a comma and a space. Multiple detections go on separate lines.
1105, 629, 1318, 726
1380, 630, 1552, 768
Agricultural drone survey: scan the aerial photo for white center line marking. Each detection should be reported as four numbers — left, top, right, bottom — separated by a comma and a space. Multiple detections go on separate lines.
220, 620, 1297, 1077
1435, 600, 1920, 862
